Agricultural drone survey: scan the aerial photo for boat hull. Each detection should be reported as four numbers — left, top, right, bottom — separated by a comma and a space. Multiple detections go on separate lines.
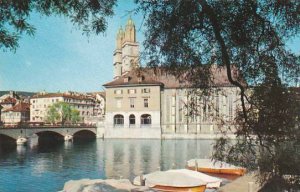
188, 167, 246, 176
16, 138, 28, 145
152, 185, 206, 192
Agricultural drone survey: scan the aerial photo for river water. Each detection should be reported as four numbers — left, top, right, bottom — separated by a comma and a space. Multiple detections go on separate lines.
0, 139, 214, 192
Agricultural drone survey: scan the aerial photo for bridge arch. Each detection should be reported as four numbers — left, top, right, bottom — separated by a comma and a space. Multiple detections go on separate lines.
73, 130, 96, 141
0, 134, 16, 147
35, 131, 65, 144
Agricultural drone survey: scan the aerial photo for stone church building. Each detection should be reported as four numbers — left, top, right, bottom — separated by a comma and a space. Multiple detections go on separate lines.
103, 18, 241, 139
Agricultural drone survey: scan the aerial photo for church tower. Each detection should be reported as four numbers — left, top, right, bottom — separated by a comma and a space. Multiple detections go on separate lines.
113, 26, 124, 78
113, 17, 139, 79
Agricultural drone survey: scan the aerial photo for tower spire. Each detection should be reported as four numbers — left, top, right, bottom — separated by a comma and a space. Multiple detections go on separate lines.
125, 16, 136, 42
113, 17, 139, 79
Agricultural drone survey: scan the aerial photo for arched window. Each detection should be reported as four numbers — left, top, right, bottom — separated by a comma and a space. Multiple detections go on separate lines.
129, 114, 135, 125
141, 114, 151, 126
114, 114, 124, 127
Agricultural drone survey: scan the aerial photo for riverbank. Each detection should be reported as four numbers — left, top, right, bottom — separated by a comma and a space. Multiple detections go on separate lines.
60, 178, 152, 192
61, 173, 260, 192
218, 173, 261, 192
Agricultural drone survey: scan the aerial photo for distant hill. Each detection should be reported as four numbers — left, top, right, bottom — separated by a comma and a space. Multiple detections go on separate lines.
0, 91, 36, 97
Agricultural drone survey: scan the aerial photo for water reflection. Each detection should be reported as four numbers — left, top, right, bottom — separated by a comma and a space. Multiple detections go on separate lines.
102, 139, 213, 180
0, 139, 214, 192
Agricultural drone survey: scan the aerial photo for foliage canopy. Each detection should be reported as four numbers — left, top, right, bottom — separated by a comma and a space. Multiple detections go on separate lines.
0, 0, 116, 51
136, 0, 300, 190
46, 102, 81, 125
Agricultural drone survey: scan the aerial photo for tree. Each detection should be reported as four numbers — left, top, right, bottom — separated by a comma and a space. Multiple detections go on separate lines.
0, 0, 116, 51
46, 104, 60, 124
136, 0, 300, 190
46, 102, 81, 125
70, 108, 81, 124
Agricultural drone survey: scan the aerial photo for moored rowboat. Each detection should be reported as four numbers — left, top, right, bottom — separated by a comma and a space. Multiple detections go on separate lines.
16, 137, 27, 145
187, 159, 246, 176
151, 184, 206, 192
134, 170, 207, 192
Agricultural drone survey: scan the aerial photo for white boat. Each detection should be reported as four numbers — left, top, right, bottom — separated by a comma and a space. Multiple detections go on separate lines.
167, 169, 222, 188
64, 134, 73, 141
187, 159, 246, 176
16, 137, 28, 145
133, 169, 222, 190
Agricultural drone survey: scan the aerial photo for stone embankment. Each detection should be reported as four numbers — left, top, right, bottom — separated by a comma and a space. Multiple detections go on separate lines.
61, 173, 261, 192
218, 173, 261, 192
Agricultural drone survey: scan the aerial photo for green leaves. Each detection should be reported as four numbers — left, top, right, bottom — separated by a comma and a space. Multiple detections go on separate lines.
137, 0, 300, 189
46, 102, 81, 125
0, 0, 117, 51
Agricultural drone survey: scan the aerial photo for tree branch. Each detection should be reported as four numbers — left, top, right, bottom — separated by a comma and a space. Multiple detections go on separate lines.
199, 0, 248, 123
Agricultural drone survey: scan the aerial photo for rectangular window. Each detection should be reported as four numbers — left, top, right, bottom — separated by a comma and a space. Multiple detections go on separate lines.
128, 89, 136, 94
142, 88, 150, 93
228, 96, 233, 121
216, 95, 219, 117
116, 99, 122, 108
130, 98, 135, 108
166, 96, 171, 123
114, 89, 123, 94
144, 98, 148, 108
178, 97, 184, 122
203, 96, 207, 122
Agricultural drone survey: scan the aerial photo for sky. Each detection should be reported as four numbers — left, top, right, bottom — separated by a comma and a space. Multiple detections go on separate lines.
0, 1, 299, 93
0, 0, 145, 93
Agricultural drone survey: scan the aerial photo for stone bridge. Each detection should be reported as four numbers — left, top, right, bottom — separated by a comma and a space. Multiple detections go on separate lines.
0, 126, 98, 142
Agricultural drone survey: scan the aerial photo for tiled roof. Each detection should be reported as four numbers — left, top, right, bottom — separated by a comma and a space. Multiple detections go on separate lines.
3, 102, 30, 112
87, 91, 106, 98
103, 70, 164, 87
0, 97, 17, 104
103, 65, 240, 88
31, 93, 93, 100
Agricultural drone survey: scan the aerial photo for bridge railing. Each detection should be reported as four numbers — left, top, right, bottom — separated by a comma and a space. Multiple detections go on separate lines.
0, 123, 97, 129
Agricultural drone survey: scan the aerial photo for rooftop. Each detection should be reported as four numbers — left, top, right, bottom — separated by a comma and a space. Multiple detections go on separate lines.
3, 102, 30, 113
103, 65, 240, 88
31, 92, 94, 101
0, 97, 17, 105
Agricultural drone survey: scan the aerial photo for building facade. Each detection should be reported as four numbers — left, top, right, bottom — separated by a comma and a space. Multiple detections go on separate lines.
105, 18, 242, 138
0, 91, 22, 125
30, 92, 95, 124
103, 18, 241, 139
1, 102, 30, 126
